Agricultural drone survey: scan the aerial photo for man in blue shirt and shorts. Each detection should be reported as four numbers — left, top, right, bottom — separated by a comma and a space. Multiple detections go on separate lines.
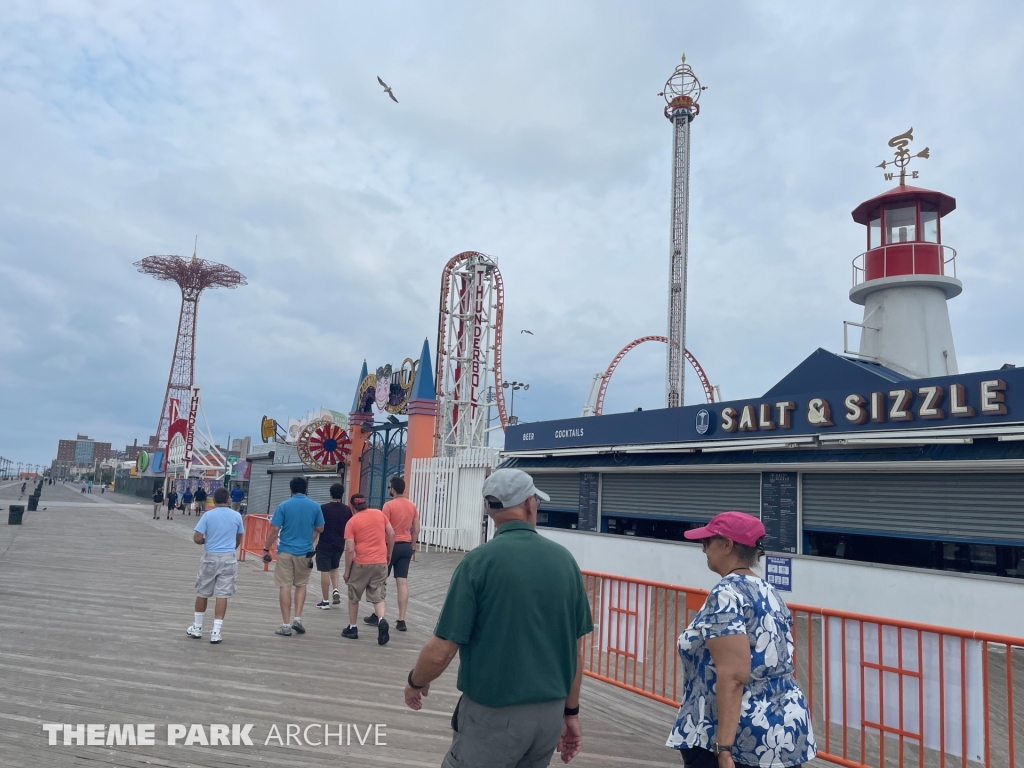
186, 487, 244, 644
264, 476, 325, 636
230, 484, 245, 511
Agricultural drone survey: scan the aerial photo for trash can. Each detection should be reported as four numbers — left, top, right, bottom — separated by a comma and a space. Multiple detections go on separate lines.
27, 496, 38, 512
8, 505, 25, 525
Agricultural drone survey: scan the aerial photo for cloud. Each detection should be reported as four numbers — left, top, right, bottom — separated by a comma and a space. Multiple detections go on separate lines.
2, 0, 1024, 464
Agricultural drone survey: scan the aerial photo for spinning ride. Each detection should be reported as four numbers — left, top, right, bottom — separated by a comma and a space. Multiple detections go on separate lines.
295, 419, 352, 472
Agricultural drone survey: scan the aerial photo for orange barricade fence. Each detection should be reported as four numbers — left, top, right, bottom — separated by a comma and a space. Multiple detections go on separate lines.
580, 570, 1023, 768
238, 514, 276, 571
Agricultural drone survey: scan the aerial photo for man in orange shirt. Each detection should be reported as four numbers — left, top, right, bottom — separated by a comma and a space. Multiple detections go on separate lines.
366, 475, 420, 632
342, 493, 395, 645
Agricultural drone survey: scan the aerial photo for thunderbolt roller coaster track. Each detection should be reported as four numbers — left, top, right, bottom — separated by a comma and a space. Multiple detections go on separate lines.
434, 251, 507, 452
593, 335, 714, 416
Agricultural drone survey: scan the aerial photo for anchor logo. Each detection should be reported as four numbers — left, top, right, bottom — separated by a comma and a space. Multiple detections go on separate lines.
696, 409, 710, 435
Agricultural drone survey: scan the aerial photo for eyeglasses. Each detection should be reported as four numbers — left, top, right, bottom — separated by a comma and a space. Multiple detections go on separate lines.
701, 535, 725, 551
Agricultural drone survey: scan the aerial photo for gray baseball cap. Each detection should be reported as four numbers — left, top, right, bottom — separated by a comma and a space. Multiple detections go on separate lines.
482, 469, 550, 510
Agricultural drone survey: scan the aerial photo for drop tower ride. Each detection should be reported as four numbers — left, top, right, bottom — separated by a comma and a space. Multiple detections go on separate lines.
660, 55, 706, 408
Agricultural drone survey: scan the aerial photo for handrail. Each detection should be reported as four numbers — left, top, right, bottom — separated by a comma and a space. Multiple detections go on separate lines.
851, 243, 957, 287
578, 568, 1022, 768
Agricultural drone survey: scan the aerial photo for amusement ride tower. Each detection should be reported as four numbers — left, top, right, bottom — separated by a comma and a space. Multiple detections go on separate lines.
135, 250, 247, 448
660, 55, 706, 408
434, 251, 506, 456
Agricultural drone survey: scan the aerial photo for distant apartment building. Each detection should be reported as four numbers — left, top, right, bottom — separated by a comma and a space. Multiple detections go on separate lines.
231, 436, 252, 458
123, 438, 145, 461
53, 434, 113, 476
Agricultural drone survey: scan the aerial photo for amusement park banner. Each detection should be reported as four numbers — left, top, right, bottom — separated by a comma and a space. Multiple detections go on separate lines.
505, 359, 1024, 452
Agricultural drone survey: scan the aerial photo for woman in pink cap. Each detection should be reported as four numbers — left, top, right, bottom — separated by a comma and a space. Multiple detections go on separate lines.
665, 512, 815, 768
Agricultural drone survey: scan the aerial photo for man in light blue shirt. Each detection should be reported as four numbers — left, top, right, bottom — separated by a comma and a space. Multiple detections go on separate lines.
263, 477, 325, 636
186, 487, 244, 644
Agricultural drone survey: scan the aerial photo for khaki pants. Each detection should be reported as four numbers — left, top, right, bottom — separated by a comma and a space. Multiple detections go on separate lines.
442, 696, 564, 768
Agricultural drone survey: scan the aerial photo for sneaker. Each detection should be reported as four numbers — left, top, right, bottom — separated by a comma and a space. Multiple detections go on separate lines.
396, 620, 407, 632
316, 600, 331, 610
209, 629, 222, 644
363, 613, 380, 626
341, 625, 359, 640
291, 618, 306, 634
275, 625, 293, 636
377, 618, 390, 646
332, 589, 341, 605
186, 624, 202, 639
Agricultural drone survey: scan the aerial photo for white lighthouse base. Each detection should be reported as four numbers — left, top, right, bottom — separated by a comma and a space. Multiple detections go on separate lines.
849, 274, 962, 379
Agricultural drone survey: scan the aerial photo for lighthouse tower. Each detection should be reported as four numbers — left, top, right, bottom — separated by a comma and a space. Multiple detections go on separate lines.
848, 131, 961, 378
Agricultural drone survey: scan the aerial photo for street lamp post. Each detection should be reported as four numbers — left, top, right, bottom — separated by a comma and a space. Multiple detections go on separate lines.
501, 381, 530, 426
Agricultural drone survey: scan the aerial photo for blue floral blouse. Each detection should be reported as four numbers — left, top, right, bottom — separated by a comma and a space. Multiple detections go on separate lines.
665, 574, 816, 767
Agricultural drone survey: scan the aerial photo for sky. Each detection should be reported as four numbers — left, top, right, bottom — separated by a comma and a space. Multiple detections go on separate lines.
3, 1, 1024, 467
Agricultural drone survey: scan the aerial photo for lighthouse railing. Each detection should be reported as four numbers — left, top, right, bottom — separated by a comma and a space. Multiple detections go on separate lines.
852, 244, 957, 287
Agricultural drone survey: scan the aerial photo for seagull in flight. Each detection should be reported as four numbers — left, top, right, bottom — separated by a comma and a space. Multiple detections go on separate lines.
520, 330, 534, 335
377, 76, 399, 103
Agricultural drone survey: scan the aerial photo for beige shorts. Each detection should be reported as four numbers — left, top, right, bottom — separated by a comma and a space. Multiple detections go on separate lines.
274, 552, 313, 588
346, 563, 387, 604
195, 552, 238, 598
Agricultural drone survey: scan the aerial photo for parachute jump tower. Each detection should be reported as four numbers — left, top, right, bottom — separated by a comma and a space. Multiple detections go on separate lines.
660, 55, 706, 408
134, 250, 246, 448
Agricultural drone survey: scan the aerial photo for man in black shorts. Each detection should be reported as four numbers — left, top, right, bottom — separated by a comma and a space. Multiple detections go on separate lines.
367, 475, 419, 631
315, 483, 352, 610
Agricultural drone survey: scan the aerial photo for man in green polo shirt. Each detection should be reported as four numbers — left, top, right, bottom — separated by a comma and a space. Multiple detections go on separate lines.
403, 468, 594, 767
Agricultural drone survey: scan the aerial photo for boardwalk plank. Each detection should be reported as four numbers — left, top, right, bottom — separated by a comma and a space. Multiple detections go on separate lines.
0, 488, 683, 767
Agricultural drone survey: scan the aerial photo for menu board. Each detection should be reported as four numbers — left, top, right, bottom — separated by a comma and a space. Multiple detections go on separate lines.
578, 473, 600, 532
760, 472, 798, 553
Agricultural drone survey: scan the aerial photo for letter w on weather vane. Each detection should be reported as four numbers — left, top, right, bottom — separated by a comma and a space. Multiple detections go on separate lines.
876, 128, 929, 185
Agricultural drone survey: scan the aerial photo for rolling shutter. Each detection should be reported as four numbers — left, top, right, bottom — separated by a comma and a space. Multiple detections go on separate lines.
306, 477, 338, 504
247, 459, 272, 515
802, 472, 1024, 544
527, 472, 580, 512
601, 472, 760, 521
268, 473, 294, 515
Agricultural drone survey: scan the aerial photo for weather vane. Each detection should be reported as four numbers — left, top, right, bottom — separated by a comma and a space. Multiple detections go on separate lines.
876, 128, 929, 186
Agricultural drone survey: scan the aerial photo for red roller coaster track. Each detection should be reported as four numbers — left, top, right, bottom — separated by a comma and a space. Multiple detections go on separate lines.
434, 252, 507, 452
593, 336, 714, 416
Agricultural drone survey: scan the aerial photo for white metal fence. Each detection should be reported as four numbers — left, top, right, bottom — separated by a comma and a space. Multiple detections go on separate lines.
409, 448, 500, 552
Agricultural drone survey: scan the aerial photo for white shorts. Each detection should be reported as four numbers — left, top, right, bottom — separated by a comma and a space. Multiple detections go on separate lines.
195, 552, 238, 598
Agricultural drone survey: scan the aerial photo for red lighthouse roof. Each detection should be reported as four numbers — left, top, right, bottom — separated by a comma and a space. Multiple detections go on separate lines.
851, 185, 956, 225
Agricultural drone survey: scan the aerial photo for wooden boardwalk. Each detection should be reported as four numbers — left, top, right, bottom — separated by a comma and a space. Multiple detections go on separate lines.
0, 485, 685, 768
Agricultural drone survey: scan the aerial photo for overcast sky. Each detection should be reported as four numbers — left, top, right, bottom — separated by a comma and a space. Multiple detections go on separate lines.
3, 1, 1024, 466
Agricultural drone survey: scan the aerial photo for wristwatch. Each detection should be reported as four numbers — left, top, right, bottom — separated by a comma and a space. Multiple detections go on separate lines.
711, 743, 733, 756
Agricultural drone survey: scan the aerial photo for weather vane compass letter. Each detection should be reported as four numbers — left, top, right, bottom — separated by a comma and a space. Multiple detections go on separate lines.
877, 128, 929, 186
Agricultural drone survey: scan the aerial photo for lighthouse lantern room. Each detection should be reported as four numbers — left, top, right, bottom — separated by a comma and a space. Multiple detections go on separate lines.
848, 130, 962, 379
